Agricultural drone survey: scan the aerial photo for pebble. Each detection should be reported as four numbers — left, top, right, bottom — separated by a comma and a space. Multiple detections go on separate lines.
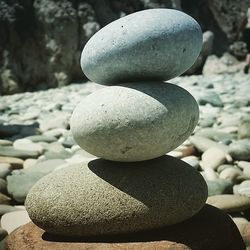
0, 163, 11, 179
0, 156, 23, 169
0, 146, 40, 159
71, 82, 199, 161
229, 139, 250, 160
13, 139, 44, 154
195, 128, 235, 142
0, 140, 12, 146
1, 210, 31, 234
198, 91, 223, 107
237, 180, 250, 198
25, 135, 57, 143
181, 155, 200, 169
239, 120, 250, 139
189, 136, 228, 153
81, 9, 202, 85
206, 194, 250, 212
25, 156, 207, 237
0, 205, 23, 217
7, 159, 66, 202
201, 147, 226, 170
219, 167, 244, 183
206, 179, 233, 196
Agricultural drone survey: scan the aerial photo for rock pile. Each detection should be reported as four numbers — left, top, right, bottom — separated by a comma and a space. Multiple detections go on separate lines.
5, 9, 245, 249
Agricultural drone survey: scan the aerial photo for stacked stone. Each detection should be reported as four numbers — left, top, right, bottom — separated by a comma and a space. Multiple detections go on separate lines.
23, 9, 209, 238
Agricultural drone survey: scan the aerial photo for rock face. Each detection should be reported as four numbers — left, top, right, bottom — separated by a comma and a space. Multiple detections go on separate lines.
1, 0, 248, 94
25, 157, 207, 237
81, 9, 202, 85
71, 82, 199, 161
5, 205, 245, 250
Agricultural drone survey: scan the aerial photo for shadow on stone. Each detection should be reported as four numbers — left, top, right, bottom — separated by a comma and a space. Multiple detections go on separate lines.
6, 205, 245, 249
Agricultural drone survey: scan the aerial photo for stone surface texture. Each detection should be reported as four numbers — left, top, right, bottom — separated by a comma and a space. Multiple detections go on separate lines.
25, 156, 207, 237
71, 82, 199, 161
5, 205, 245, 250
81, 9, 202, 85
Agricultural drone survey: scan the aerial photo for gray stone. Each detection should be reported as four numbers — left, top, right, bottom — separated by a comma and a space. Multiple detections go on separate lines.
25, 135, 57, 143
0, 205, 23, 217
189, 136, 228, 153
44, 142, 72, 159
181, 155, 199, 169
0, 146, 39, 159
25, 156, 207, 237
195, 128, 235, 142
0, 164, 11, 179
201, 147, 227, 170
206, 179, 233, 196
238, 181, 250, 198
7, 159, 65, 202
0, 228, 7, 241
81, 9, 202, 85
71, 82, 199, 161
198, 91, 223, 107
238, 120, 250, 139
229, 139, 250, 160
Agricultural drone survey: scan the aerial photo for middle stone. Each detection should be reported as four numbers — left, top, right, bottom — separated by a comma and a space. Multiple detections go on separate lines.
71, 82, 199, 162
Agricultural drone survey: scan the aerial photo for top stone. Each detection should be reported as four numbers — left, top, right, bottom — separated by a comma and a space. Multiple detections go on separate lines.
81, 9, 202, 85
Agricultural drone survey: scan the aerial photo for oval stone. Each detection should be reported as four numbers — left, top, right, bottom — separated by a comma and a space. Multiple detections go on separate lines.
70, 82, 199, 162
81, 9, 202, 85
25, 156, 208, 237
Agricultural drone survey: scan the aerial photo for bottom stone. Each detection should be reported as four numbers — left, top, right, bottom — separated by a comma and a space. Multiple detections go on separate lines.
5, 205, 245, 250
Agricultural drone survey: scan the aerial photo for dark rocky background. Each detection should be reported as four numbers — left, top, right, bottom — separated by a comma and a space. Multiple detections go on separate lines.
0, 0, 249, 95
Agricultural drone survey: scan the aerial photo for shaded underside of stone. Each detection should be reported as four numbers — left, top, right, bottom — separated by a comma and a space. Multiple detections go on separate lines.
25, 156, 207, 237
5, 205, 245, 250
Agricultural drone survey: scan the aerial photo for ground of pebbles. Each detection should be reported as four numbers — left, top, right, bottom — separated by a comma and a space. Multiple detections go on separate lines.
0, 73, 250, 247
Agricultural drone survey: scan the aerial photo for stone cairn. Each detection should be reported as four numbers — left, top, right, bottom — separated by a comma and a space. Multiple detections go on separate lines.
7, 8, 238, 249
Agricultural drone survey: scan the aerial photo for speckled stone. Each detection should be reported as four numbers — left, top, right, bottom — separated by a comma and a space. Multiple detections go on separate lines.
5, 205, 245, 250
71, 82, 199, 161
25, 156, 207, 237
81, 9, 202, 85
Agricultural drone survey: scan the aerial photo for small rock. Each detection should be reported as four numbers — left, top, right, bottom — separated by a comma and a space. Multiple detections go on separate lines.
0, 140, 12, 146
1, 210, 31, 234
239, 120, 250, 139
0, 146, 40, 159
0, 193, 11, 205
206, 179, 233, 196
0, 156, 23, 169
229, 139, 250, 160
13, 139, 44, 154
195, 128, 235, 142
181, 155, 199, 169
201, 147, 226, 170
25, 135, 57, 143
189, 136, 228, 153
44, 142, 72, 159
206, 194, 250, 212
219, 167, 244, 183
39, 113, 69, 132
0, 205, 23, 217
0, 163, 11, 179
23, 159, 37, 169
238, 180, 250, 198
198, 91, 223, 107
217, 164, 234, 173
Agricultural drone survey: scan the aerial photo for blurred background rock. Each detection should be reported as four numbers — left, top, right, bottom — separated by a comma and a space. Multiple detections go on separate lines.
0, 0, 249, 95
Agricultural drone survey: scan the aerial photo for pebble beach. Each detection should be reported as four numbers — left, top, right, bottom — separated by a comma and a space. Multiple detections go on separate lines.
1, 72, 250, 248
